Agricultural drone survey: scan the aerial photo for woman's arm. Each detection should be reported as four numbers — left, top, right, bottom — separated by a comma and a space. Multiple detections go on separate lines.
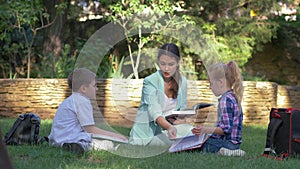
156, 116, 177, 139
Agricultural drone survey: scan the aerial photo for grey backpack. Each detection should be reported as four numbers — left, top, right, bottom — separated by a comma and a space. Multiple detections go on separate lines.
4, 113, 45, 145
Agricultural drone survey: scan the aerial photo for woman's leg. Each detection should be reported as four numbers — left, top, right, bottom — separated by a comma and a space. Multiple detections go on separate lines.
148, 123, 194, 146
148, 132, 172, 146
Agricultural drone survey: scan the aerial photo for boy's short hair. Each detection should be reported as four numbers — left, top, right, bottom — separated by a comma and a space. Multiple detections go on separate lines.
68, 68, 97, 91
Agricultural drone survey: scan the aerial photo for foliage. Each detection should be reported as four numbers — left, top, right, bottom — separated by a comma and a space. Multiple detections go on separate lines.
107, 0, 180, 79
0, 0, 67, 78
0, 0, 299, 82
97, 55, 125, 79
55, 44, 77, 78
104, 0, 285, 79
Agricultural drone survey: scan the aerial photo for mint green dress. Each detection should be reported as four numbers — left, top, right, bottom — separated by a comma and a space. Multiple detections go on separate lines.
129, 70, 193, 146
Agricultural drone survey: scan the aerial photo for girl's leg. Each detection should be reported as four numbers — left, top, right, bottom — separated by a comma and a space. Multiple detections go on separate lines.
201, 137, 240, 153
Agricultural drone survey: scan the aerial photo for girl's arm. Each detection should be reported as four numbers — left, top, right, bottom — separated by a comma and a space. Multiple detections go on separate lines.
192, 126, 224, 136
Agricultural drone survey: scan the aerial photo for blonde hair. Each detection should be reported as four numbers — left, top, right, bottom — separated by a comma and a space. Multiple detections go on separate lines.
208, 61, 244, 107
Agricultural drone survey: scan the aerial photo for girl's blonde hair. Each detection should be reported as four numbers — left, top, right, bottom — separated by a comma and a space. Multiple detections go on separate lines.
208, 61, 244, 107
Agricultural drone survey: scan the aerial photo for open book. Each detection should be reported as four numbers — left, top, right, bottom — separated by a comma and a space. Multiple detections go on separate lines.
92, 134, 129, 144
169, 134, 210, 153
164, 102, 213, 117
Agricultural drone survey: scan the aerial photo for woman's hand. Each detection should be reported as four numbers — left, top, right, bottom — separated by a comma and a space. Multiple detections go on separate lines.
166, 115, 178, 124
167, 126, 177, 139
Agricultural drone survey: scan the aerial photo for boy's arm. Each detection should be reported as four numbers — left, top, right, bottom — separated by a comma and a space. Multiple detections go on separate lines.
84, 125, 128, 142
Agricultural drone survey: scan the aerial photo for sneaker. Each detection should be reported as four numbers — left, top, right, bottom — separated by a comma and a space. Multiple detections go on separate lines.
62, 143, 85, 154
92, 140, 115, 151
218, 147, 246, 157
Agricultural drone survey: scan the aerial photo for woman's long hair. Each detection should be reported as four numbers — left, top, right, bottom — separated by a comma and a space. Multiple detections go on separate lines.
158, 43, 181, 99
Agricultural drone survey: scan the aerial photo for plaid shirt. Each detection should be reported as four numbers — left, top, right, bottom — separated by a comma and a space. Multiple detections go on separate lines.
211, 90, 243, 144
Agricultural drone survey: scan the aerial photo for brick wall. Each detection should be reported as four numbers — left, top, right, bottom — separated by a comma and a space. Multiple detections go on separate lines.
0, 79, 299, 127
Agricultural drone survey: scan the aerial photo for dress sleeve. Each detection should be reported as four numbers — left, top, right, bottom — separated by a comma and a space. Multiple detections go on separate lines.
142, 78, 164, 123
178, 76, 188, 110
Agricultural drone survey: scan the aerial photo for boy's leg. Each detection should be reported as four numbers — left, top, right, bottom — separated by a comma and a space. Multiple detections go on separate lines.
91, 139, 116, 151
62, 143, 85, 154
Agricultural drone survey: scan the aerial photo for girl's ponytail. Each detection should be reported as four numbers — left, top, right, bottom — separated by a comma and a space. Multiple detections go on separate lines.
227, 61, 244, 108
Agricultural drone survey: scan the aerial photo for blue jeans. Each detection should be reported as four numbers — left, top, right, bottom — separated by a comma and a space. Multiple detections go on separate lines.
201, 137, 240, 153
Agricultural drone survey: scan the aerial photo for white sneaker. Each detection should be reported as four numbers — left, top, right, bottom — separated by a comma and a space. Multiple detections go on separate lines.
218, 147, 246, 156
92, 140, 115, 151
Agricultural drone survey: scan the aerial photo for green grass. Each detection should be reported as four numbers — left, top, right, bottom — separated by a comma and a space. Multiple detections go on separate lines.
1, 117, 300, 169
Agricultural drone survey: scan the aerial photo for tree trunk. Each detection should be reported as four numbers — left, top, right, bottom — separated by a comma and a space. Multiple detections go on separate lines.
42, 0, 70, 73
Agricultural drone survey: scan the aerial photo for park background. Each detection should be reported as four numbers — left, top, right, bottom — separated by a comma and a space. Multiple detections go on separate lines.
0, 0, 299, 126
1, 1, 300, 169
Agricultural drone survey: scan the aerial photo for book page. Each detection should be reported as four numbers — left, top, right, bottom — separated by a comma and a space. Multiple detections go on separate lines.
164, 110, 195, 117
169, 134, 209, 153
92, 134, 129, 144
164, 103, 213, 117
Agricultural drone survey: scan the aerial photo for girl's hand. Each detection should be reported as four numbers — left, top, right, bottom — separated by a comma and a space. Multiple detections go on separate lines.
192, 125, 204, 136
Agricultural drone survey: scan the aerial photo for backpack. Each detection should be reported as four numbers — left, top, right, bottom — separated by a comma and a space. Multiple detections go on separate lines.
4, 113, 44, 145
263, 108, 300, 159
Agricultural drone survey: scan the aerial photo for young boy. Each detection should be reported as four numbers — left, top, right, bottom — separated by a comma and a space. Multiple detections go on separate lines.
48, 68, 128, 153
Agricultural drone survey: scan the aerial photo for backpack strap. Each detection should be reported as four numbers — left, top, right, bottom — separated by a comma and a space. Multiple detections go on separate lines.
4, 114, 25, 144
29, 114, 40, 144
263, 112, 283, 155
30, 122, 37, 143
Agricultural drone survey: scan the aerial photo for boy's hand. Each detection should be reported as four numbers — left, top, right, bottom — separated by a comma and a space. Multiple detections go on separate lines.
116, 134, 128, 142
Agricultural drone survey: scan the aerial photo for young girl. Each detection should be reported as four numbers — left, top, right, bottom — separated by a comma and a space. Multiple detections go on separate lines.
192, 61, 245, 156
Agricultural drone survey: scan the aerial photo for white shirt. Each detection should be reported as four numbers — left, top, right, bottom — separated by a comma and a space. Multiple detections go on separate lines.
162, 94, 177, 115
48, 92, 94, 147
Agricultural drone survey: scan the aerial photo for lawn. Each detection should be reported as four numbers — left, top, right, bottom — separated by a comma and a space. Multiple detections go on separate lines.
1, 117, 300, 169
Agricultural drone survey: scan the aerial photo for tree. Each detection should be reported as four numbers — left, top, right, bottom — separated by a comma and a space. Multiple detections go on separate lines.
0, 0, 66, 78
42, 0, 69, 75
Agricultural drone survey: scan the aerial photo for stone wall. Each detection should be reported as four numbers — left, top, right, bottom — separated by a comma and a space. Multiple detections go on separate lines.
0, 79, 299, 127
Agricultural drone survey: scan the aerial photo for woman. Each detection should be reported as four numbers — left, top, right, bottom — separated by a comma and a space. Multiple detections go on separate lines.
129, 43, 193, 146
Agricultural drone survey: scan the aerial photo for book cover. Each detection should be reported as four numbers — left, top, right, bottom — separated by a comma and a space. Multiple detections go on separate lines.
168, 134, 209, 153
92, 134, 129, 144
